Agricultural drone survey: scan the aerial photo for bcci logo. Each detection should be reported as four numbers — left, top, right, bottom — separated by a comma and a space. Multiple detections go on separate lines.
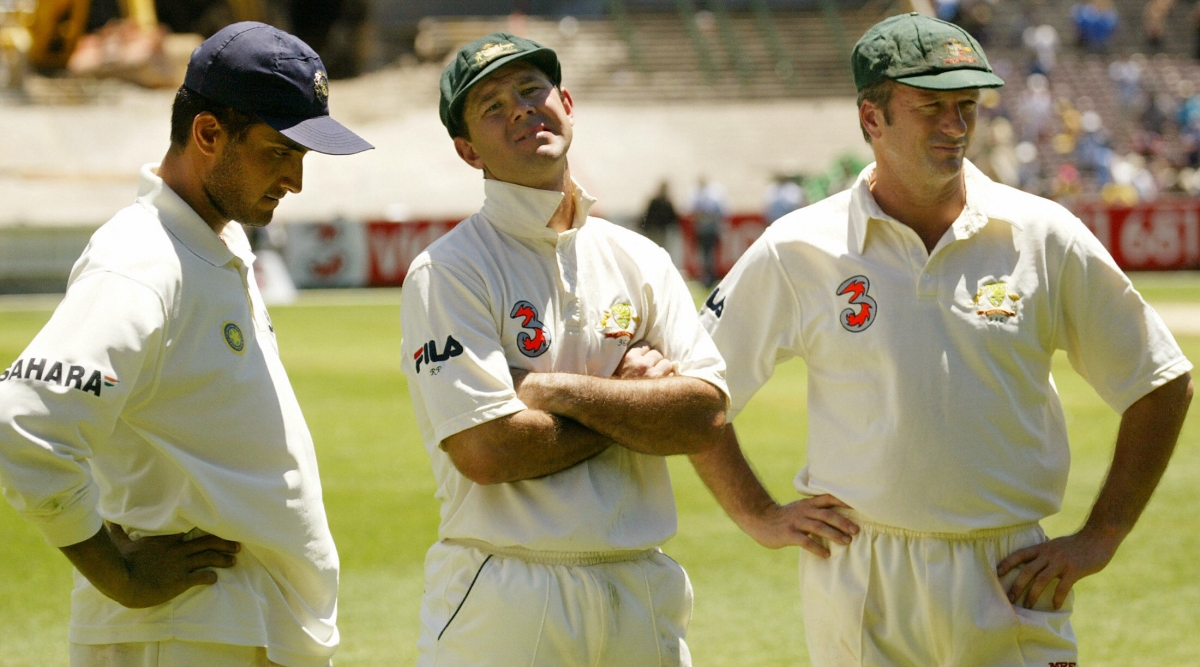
223, 321, 245, 354
313, 70, 329, 103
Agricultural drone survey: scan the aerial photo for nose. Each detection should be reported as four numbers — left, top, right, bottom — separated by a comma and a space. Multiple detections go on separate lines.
281, 155, 304, 195
942, 105, 969, 139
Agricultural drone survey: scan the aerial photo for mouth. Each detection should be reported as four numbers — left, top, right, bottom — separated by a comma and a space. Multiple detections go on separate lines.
515, 122, 550, 143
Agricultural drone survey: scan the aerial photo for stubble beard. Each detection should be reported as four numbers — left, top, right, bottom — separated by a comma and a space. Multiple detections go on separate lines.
204, 144, 273, 228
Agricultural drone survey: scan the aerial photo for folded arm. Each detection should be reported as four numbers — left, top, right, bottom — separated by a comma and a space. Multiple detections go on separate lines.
515, 342, 727, 455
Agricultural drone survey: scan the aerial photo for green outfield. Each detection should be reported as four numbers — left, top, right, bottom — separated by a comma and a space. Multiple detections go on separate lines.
1, 278, 1197, 667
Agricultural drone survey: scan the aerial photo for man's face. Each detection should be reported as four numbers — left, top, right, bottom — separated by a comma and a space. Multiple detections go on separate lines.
203, 123, 307, 227
869, 84, 979, 182
454, 61, 574, 185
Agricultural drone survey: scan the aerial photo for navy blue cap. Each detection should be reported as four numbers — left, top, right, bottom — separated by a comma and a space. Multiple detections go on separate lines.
184, 22, 372, 155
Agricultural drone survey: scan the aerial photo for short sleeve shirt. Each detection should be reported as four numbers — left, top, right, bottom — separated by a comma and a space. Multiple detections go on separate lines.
401, 179, 728, 552
701, 160, 1191, 533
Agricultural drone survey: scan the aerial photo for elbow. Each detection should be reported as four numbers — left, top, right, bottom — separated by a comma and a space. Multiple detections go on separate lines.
444, 443, 510, 486
682, 401, 728, 454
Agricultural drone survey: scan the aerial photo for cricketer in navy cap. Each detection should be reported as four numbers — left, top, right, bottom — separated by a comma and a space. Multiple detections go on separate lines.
184, 21, 372, 155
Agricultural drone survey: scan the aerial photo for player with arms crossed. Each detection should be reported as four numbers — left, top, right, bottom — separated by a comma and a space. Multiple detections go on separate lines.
401, 33, 728, 666
0, 23, 371, 667
693, 13, 1192, 666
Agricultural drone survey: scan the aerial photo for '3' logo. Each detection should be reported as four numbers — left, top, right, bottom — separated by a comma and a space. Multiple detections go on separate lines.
837, 275, 877, 332
510, 300, 551, 357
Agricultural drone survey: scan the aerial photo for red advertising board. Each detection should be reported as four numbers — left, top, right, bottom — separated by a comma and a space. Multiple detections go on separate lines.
1073, 199, 1200, 270
365, 219, 461, 286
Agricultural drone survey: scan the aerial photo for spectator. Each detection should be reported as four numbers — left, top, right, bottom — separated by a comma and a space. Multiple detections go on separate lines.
1076, 110, 1115, 184
1072, 0, 1119, 52
1109, 57, 1144, 108
1018, 73, 1054, 142
1144, 0, 1174, 51
688, 176, 727, 287
1023, 23, 1060, 75
764, 173, 806, 223
640, 180, 678, 249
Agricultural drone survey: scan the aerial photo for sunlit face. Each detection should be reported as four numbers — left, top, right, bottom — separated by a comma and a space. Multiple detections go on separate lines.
869, 84, 979, 182
203, 123, 307, 227
453, 61, 574, 186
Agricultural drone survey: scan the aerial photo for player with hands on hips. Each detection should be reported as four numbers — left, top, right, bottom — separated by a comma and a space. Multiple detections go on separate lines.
693, 12, 1192, 667
401, 33, 728, 667
0, 22, 371, 667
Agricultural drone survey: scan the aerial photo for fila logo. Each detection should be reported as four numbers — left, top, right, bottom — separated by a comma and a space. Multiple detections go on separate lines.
1, 357, 115, 397
510, 301, 550, 357
414, 336, 463, 374
837, 275, 877, 332
704, 288, 725, 318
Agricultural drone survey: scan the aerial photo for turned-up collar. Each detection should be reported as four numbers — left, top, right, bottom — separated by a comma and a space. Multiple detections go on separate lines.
479, 177, 597, 240
135, 163, 254, 267
847, 159, 1020, 255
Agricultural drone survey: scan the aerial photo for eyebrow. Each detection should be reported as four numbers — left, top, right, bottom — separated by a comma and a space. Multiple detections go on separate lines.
270, 136, 308, 153
468, 74, 545, 111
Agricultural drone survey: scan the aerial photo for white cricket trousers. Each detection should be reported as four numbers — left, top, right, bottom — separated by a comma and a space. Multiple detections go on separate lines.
418, 539, 693, 667
802, 511, 1078, 667
70, 641, 283, 666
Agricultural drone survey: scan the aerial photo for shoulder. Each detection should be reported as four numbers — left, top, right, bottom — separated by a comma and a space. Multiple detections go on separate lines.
978, 180, 1086, 249
72, 203, 179, 298
755, 190, 855, 256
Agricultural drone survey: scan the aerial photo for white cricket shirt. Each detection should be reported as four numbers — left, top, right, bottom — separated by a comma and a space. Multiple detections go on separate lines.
0, 166, 337, 667
401, 179, 728, 552
701, 160, 1191, 534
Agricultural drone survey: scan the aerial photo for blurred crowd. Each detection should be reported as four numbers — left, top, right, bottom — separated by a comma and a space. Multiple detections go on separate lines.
948, 0, 1200, 205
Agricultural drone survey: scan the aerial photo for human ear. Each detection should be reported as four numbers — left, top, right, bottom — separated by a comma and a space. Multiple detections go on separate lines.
192, 112, 224, 157
559, 88, 575, 125
860, 102, 885, 142
454, 136, 486, 171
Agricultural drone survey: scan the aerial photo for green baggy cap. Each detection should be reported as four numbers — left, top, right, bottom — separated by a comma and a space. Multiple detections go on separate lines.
439, 32, 562, 138
852, 13, 1004, 92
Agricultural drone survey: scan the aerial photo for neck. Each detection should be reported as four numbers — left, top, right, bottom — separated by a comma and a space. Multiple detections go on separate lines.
869, 159, 966, 253
547, 168, 576, 233
157, 147, 228, 234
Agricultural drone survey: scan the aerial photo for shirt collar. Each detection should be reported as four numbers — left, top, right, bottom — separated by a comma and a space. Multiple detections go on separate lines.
136, 163, 254, 267
847, 159, 1020, 255
479, 177, 597, 240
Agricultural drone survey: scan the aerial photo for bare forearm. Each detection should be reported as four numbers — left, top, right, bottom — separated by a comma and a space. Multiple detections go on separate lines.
688, 426, 777, 528
520, 373, 726, 455
443, 409, 613, 484
1082, 373, 1192, 542
60, 526, 130, 600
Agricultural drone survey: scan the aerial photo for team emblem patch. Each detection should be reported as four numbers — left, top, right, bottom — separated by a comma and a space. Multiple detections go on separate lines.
313, 70, 329, 103
837, 275, 877, 332
943, 38, 979, 65
973, 281, 1020, 321
223, 322, 246, 354
599, 302, 638, 340
473, 42, 519, 67
510, 301, 550, 357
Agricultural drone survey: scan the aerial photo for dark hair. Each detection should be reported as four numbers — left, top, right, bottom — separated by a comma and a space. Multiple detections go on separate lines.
857, 80, 895, 143
169, 86, 258, 148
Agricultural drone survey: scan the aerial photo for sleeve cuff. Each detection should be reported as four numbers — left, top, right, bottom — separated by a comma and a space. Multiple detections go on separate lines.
433, 398, 528, 444
38, 509, 104, 549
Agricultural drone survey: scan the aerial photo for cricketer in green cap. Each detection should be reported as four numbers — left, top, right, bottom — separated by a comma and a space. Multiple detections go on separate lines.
439, 32, 562, 139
